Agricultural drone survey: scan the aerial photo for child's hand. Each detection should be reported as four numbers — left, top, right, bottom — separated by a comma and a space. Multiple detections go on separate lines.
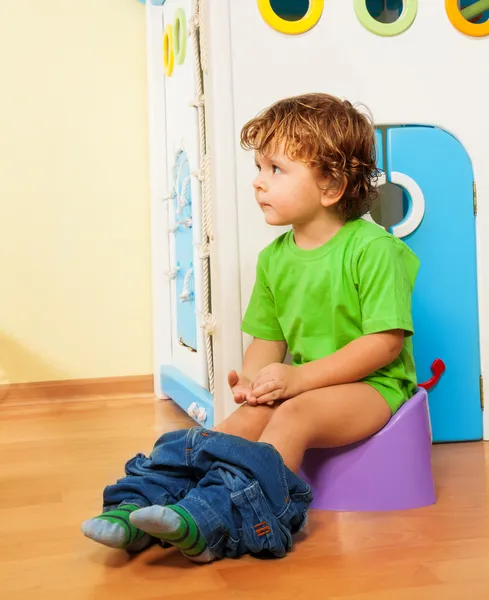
228, 370, 253, 404
251, 363, 302, 404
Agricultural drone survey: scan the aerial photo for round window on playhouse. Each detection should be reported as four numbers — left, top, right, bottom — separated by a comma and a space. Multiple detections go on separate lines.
446, 0, 489, 37
355, 0, 418, 36
258, 0, 324, 34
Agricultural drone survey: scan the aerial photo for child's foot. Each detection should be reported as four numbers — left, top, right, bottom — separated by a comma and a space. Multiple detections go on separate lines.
130, 505, 215, 563
81, 504, 151, 552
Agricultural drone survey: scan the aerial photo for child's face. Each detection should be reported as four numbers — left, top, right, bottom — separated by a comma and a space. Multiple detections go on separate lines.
253, 143, 327, 227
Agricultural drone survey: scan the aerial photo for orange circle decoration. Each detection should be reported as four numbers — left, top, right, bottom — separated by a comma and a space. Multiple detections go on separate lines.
446, 0, 489, 37
163, 24, 175, 77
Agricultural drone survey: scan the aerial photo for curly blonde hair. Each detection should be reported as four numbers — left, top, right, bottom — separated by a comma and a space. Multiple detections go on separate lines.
240, 93, 379, 220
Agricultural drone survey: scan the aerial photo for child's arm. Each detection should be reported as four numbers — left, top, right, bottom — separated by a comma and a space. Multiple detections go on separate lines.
242, 338, 288, 382
250, 330, 404, 404
300, 330, 404, 390
229, 338, 287, 404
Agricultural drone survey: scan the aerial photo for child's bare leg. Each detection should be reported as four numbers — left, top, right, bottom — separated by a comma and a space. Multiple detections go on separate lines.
213, 402, 281, 441
258, 383, 391, 472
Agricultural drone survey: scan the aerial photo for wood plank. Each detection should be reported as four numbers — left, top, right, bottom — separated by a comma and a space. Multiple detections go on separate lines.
0, 395, 488, 599
0, 374, 154, 406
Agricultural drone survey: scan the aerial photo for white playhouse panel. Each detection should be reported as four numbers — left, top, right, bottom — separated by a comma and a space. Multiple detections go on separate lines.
146, 0, 212, 421
227, 1, 488, 310
203, 1, 489, 437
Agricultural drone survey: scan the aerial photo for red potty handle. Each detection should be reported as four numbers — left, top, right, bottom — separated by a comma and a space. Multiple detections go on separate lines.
418, 359, 446, 391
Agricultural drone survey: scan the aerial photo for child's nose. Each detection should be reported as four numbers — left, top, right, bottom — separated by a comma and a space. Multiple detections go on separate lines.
253, 175, 266, 190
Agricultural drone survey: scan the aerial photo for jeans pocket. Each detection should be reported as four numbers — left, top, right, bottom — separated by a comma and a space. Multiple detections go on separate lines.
230, 481, 292, 558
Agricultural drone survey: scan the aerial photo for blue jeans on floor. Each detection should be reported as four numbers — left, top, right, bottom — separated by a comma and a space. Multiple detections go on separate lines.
103, 427, 313, 559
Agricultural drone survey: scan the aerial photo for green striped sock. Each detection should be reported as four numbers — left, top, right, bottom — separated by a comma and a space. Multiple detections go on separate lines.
81, 504, 150, 551
130, 505, 213, 562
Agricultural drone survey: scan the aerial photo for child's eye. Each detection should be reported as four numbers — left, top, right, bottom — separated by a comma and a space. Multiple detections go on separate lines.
272, 165, 281, 174
255, 164, 261, 172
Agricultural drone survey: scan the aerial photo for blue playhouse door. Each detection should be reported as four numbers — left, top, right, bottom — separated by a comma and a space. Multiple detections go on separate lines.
385, 126, 482, 442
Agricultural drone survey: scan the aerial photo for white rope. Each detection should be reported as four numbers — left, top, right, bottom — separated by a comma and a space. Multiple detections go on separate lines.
190, 0, 214, 394
201, 153, 213, 241
197, 0, 208, 75
197, 311, 217, 335
169, 217, 193, 234
195, 311, 217, 351
180, 266, 194, 302
190, 94, 205, 108
196, 241, 210, 260
173, 151, 188, 209
164, 267, 179, 280
176, 175, 191, 215
191, 169, 204, 182
162, 192, 175, 203
167, 151, 190, 232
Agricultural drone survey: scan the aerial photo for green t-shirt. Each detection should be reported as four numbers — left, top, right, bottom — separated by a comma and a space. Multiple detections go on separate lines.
241, 218, 420, 412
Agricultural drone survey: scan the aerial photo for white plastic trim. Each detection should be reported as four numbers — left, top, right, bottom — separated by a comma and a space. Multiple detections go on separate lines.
390, 171, 425, 239
364, 170, 425, 239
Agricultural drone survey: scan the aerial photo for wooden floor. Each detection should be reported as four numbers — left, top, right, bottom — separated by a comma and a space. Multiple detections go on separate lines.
1, 395, 489, 600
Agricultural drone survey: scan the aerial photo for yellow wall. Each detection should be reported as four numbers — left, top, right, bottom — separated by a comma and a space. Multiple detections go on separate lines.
0, 1, 153, 384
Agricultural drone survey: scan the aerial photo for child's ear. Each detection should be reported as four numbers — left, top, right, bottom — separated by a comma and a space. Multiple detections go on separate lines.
319, 175, 347, 208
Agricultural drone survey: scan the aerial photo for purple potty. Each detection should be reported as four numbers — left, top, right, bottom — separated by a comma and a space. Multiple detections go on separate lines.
299, 388, 436, 511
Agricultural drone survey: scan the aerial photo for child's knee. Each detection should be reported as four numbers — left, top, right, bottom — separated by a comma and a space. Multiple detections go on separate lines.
214, 403, 277, 440
271, 398, 304, 424
236, 403, 277, 429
